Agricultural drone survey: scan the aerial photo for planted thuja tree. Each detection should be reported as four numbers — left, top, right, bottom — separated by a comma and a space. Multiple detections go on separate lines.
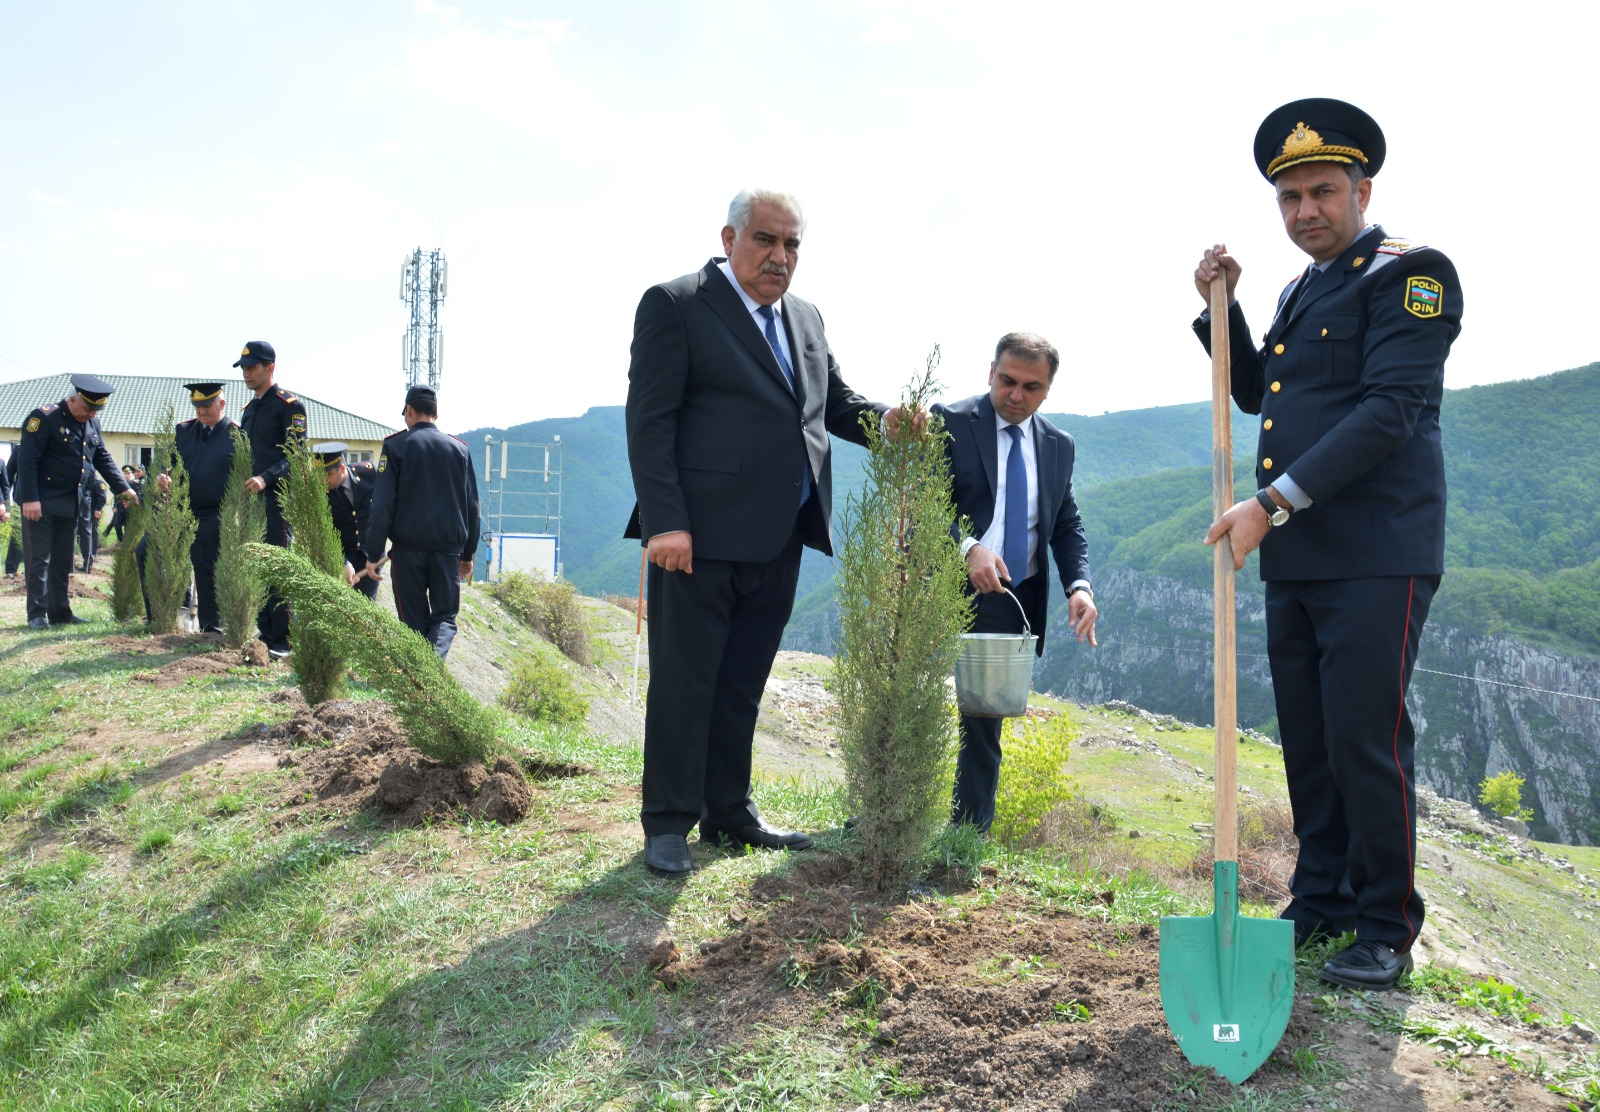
831, 348, 974, 893
110, 499, 146, 622
216, 427, 267, 649
280, 434, 348, 703
142, 405, 198, 634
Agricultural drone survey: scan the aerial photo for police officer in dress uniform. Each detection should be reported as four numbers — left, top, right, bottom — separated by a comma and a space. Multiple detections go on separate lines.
1194, 98, 1463, 991
365, 386, 480, 658
235, 341, 307, 659
0, 444, 17, 576
315, 442, 384, 600
15, 374, 138, 628
139, 383, 238, 632
77, 475, 106, 573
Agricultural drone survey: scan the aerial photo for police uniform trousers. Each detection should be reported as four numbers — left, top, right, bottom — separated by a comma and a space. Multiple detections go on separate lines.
952, 571, 1045, 832
640, 519, 805, 838
21, 510, 80, 623
1267, 574, 1437, 953
257, 493, 292, 649
191, 511, 222, 630
76, 511, 97, 572
389, 547, 462, 658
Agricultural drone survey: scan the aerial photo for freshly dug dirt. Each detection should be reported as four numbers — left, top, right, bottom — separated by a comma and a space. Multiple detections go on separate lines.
655, 856, 1573, 1111
271, 701, 532, 826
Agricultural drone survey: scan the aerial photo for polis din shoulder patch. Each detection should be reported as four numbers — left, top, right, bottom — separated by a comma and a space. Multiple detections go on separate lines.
1405, 276, 1444, 319
26, 416, 41, 432
377, 454, 387, 473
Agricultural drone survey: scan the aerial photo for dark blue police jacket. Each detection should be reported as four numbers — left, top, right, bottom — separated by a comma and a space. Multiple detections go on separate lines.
1196, 224, 1462, 581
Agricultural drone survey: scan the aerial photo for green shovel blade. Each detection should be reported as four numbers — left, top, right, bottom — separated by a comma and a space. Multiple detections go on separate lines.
1159, 861, 1296, 1084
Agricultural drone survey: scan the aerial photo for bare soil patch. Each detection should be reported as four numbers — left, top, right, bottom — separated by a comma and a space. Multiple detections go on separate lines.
269, 701, 537, 826
652, 857, 1577, 1111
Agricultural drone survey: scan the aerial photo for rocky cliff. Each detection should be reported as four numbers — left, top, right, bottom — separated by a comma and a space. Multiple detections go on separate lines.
1035, 567, 1600, 845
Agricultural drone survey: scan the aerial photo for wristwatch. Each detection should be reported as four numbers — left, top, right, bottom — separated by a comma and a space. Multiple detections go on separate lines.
1255, 488, 1291, 527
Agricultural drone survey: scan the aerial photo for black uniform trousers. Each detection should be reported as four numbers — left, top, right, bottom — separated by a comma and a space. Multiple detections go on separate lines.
640, 521, 805, 837
1267, 574, 1437, 953
257, 493, 291, 649
76, 512, 97, 571
5, 528, 22, 576
952, 571, 1045, 832
389, 548, 462, 658
21, 511, 79, 623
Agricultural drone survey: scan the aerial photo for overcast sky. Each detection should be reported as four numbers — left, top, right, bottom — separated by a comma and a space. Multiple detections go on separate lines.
3, 2, 1595, 433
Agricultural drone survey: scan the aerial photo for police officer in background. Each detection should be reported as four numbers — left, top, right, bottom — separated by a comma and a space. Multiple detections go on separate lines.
109, 464, 138, 541
15, 374, 138, 628
366, 385, 480, 658
1, 444, 18, 576
235, 341, 306, 659
1195, 98, 1462, 991
76, 475, 106, 573
140, 383, 238, 632
315, 442, 384, 600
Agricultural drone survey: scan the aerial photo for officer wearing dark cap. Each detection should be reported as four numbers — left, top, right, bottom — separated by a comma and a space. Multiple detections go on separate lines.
1193, 98, 1462, 991
139, 383, 238, 632
366, 385, 480, 657
315, 442, 385, 600
15, 374, 138, 628
235, 341, 307, 657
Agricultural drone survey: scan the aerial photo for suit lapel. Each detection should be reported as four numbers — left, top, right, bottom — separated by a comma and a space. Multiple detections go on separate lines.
1032, 418, 1055, 529
701, 262, 795, 396
974, 395, 999, 502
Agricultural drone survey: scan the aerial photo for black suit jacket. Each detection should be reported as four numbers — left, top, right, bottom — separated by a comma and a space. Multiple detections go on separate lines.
934, 393, 1090, 655
624, 259, 885, 562
1196, 224, 1461, 580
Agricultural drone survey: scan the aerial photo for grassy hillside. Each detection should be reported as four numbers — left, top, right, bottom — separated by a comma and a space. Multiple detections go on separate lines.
3, 575, 1598, 1110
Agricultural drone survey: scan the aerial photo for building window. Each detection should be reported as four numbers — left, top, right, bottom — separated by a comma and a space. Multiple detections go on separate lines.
348, 451, 373, 464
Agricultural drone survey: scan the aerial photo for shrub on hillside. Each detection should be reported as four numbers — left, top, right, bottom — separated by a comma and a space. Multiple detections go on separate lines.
1479, 770, 1534, 822
992, 712, 1079, 847
216, 427, 267, 650
280, 436, 348, 703
831, 352, 974, 894
492, 570, 591, 664
111, 502, 146, 622
500, 649, 589, 726
247, 543, 504, 766
142, 406, 198, 634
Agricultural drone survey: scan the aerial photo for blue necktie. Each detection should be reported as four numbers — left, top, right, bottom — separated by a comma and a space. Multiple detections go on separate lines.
758, 304, 810, 507
1003, 424, 1028, 584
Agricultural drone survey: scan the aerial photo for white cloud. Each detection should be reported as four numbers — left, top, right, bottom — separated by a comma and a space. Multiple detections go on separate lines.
32, 190, 70, 208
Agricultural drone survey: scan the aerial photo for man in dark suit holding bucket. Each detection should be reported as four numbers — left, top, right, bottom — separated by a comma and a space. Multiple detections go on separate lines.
936, 332, 1097, 832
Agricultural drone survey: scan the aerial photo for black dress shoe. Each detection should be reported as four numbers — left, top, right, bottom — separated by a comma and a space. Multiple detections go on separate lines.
27, 617, 50, 631
57, 615, 89, 625
1320, 939, 1413, 990
204, 625, 224, 635
644, 834, 693, 877
700, 821, 814, 852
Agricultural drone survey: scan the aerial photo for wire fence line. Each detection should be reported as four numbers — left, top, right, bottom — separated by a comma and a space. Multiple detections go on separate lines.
1095, 640, 1600, 706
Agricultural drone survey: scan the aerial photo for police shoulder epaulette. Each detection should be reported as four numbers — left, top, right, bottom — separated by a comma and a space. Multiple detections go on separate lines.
37, 402, 57, 415
383, 428, 406, 440
275, 386, 298, 403
1375, 237, 1427, 256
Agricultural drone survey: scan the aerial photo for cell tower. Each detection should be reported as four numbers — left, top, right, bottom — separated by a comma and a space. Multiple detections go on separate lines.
399, 247, 448, 390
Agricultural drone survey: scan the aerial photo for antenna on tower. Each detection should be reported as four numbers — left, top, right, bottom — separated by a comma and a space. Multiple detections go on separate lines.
399, 247, 448, 390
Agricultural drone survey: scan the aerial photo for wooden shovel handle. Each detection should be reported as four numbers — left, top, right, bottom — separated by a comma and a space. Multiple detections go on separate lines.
1210, 274, 1238, 864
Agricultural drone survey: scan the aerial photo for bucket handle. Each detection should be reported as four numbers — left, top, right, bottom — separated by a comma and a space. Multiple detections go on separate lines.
999, 586, 1032, 642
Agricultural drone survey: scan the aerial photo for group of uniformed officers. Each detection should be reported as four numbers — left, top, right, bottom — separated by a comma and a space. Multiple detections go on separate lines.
7, 339, 481, 660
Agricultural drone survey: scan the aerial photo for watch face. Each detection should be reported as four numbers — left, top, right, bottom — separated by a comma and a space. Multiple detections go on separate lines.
1271, 508, 1290, 526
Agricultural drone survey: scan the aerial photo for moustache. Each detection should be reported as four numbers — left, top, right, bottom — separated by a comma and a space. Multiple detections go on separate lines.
761, 264, 789, 277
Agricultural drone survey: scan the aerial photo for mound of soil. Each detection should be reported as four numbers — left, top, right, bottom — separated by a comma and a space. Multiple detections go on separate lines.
655, 857, 1570, 1111
272, 701, 532, 826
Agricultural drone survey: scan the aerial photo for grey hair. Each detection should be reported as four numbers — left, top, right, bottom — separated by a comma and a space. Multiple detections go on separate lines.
727, 188, 806, 236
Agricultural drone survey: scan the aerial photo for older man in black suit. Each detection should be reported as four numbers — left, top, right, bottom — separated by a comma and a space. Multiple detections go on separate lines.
936, 333, 1098, 832
625, 188, 897, 877
1195, 98, 1463, 991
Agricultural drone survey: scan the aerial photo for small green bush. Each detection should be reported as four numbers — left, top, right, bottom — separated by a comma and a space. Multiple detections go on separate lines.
500, 650, 589, 726
491, 571, 591, 664
992, 712, 1078, 847
281, 436, 348, 704
1479, 770, 1534, 822
143, 406, 198, 634
216, 427, 268, 650
111, 502, 146, 622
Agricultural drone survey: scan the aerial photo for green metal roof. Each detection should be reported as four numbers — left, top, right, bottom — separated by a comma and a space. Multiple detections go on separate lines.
0, 374, 397, 443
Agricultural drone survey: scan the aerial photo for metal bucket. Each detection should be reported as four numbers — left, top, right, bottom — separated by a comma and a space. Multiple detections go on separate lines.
953, 589, 1035, 718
